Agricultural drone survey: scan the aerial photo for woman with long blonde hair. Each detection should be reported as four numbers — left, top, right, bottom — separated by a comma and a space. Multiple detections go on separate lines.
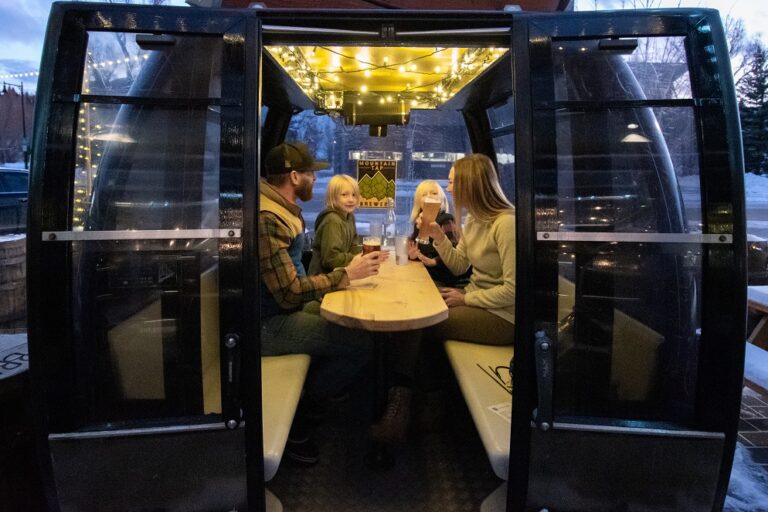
420, 153, 516, 345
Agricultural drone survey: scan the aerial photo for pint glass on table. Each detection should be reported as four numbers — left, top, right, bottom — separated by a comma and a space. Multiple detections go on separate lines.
362, 236, 381, 254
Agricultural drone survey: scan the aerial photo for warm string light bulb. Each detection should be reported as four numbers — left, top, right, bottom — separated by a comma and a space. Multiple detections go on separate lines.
267, 45, 506, 110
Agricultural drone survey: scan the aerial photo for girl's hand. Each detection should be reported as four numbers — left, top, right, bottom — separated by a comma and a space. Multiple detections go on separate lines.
407, 240, 420, 260
417, 252, 437, 267
439, 287, 465, 307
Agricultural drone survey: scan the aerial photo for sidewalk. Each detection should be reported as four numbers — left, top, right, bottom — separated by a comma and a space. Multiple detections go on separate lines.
738, 386, 768, 471
728, 386, 768, 511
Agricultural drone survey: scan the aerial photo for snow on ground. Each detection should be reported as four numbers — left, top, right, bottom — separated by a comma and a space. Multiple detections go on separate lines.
745, 172, 768, 206
726, 443, 768, 512
679, 171, 768, 205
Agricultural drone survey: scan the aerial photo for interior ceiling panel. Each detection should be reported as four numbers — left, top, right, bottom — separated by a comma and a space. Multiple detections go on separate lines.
265, 45, 508, 109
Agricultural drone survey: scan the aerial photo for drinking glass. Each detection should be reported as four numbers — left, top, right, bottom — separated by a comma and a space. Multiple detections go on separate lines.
415, 197, 441, 244
362, 236, 381, 255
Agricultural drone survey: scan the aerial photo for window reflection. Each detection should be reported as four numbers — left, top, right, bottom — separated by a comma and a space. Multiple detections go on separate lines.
73, 103, 221, 232
553, 37, 692, 102
83, 32, 222, 98
284, 109, 471, 233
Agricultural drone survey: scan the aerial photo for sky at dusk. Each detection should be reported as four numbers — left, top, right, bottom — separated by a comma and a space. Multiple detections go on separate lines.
1, 0, 766, 91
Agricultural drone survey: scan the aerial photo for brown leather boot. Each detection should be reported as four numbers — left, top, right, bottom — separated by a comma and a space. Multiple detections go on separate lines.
369, 385, 413, 444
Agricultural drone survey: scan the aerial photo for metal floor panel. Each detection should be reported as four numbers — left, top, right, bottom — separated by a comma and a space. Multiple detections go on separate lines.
267, 380, 501, 512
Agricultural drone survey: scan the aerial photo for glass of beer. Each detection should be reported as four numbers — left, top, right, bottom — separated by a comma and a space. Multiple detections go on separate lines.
362, 236, 381, 255
415, 197, 442, 244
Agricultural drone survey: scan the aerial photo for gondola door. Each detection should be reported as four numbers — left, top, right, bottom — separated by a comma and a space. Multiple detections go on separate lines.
28, 4, 265, 511
510, 10, 745, 512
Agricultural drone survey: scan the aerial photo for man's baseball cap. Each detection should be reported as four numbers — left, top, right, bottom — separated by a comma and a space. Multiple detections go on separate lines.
264, 142, 330, 174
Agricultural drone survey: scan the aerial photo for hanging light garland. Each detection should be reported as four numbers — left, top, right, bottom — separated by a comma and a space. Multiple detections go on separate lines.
266, 45, 507, 111
0, 71, 39, 80
71, 51, 149, 230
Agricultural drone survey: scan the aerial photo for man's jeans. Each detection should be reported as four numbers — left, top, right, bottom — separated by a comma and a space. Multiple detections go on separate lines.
261, 306, 372, 399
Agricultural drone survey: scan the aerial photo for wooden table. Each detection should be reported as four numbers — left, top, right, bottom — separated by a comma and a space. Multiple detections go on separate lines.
320, 253, 448, 332
320, 254, 448, 468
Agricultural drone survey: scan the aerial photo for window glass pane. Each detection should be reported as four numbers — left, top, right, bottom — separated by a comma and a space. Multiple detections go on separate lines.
554, 242, 701, 427
552, 37, 691, 102
73, 103, 221, 231
67, 98, 222, 425
1, 172, 28, 192
538, 107, 700, 234
493, 133, 515, 204
541, 106, 702, 427
70, 240, 221, 425
83, 32, 222, 98
284, 109, 471, 236
487, 96, 515, 130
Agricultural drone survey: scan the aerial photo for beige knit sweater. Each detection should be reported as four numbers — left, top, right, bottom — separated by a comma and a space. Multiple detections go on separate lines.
433, 211, 516, 324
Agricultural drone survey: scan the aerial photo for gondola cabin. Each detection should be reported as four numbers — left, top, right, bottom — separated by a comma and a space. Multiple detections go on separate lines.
27, 1, 746, 511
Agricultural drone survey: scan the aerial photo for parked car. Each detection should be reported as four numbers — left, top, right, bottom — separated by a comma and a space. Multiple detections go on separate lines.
0, 168, 29, 235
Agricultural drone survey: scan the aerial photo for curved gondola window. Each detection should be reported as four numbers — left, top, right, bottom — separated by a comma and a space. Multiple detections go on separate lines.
82, 32, 222, 98
62, 32, 224, 427
542, 36, 705, 428
487, 96, 515, 204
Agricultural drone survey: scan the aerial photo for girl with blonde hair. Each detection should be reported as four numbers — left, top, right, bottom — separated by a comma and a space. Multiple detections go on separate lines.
307, 174, 362, 275
420, 153, 516, 345
409, 179, 450, 222
407, 179, 469, 287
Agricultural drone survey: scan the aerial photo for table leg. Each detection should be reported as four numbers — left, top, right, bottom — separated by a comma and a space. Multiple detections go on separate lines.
364, 333, 394, 470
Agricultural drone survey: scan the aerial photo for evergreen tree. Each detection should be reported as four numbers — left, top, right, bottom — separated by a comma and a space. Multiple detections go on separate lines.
738, 41, 768, 174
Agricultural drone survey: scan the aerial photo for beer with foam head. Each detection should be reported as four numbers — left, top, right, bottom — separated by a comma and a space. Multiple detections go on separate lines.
362, 236, 381, 255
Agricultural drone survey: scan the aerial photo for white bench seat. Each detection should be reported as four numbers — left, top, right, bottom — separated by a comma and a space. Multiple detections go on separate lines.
261, 354, 310, 482
444, 340, 513, 481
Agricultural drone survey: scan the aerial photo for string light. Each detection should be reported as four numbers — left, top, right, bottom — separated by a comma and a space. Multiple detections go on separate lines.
69, 49, 153, 229
266, 45, 506, 111
0, 71, 40, 80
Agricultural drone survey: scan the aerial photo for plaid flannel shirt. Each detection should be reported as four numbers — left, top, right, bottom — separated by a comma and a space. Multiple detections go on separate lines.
259, 211, 346, 311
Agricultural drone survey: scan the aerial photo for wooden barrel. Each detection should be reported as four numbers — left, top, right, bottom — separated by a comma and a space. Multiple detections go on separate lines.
0, 235, 26, 327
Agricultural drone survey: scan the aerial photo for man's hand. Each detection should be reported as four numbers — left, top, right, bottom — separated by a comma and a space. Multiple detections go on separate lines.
344, 251, 384, 282
440, 287, 465, 307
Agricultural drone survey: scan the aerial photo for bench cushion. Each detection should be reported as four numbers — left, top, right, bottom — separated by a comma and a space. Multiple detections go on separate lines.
262, 354, 310, 482
445, 340, 513, 480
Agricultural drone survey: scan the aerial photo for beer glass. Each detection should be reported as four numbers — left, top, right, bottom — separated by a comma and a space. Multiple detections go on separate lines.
362, 236, 381, 255
415, 197, 441, 244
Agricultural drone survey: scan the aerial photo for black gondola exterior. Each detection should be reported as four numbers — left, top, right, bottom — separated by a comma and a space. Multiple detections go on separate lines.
26, 3, 746, 512
28, 3, 260, 511
515, 9, 745, 511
